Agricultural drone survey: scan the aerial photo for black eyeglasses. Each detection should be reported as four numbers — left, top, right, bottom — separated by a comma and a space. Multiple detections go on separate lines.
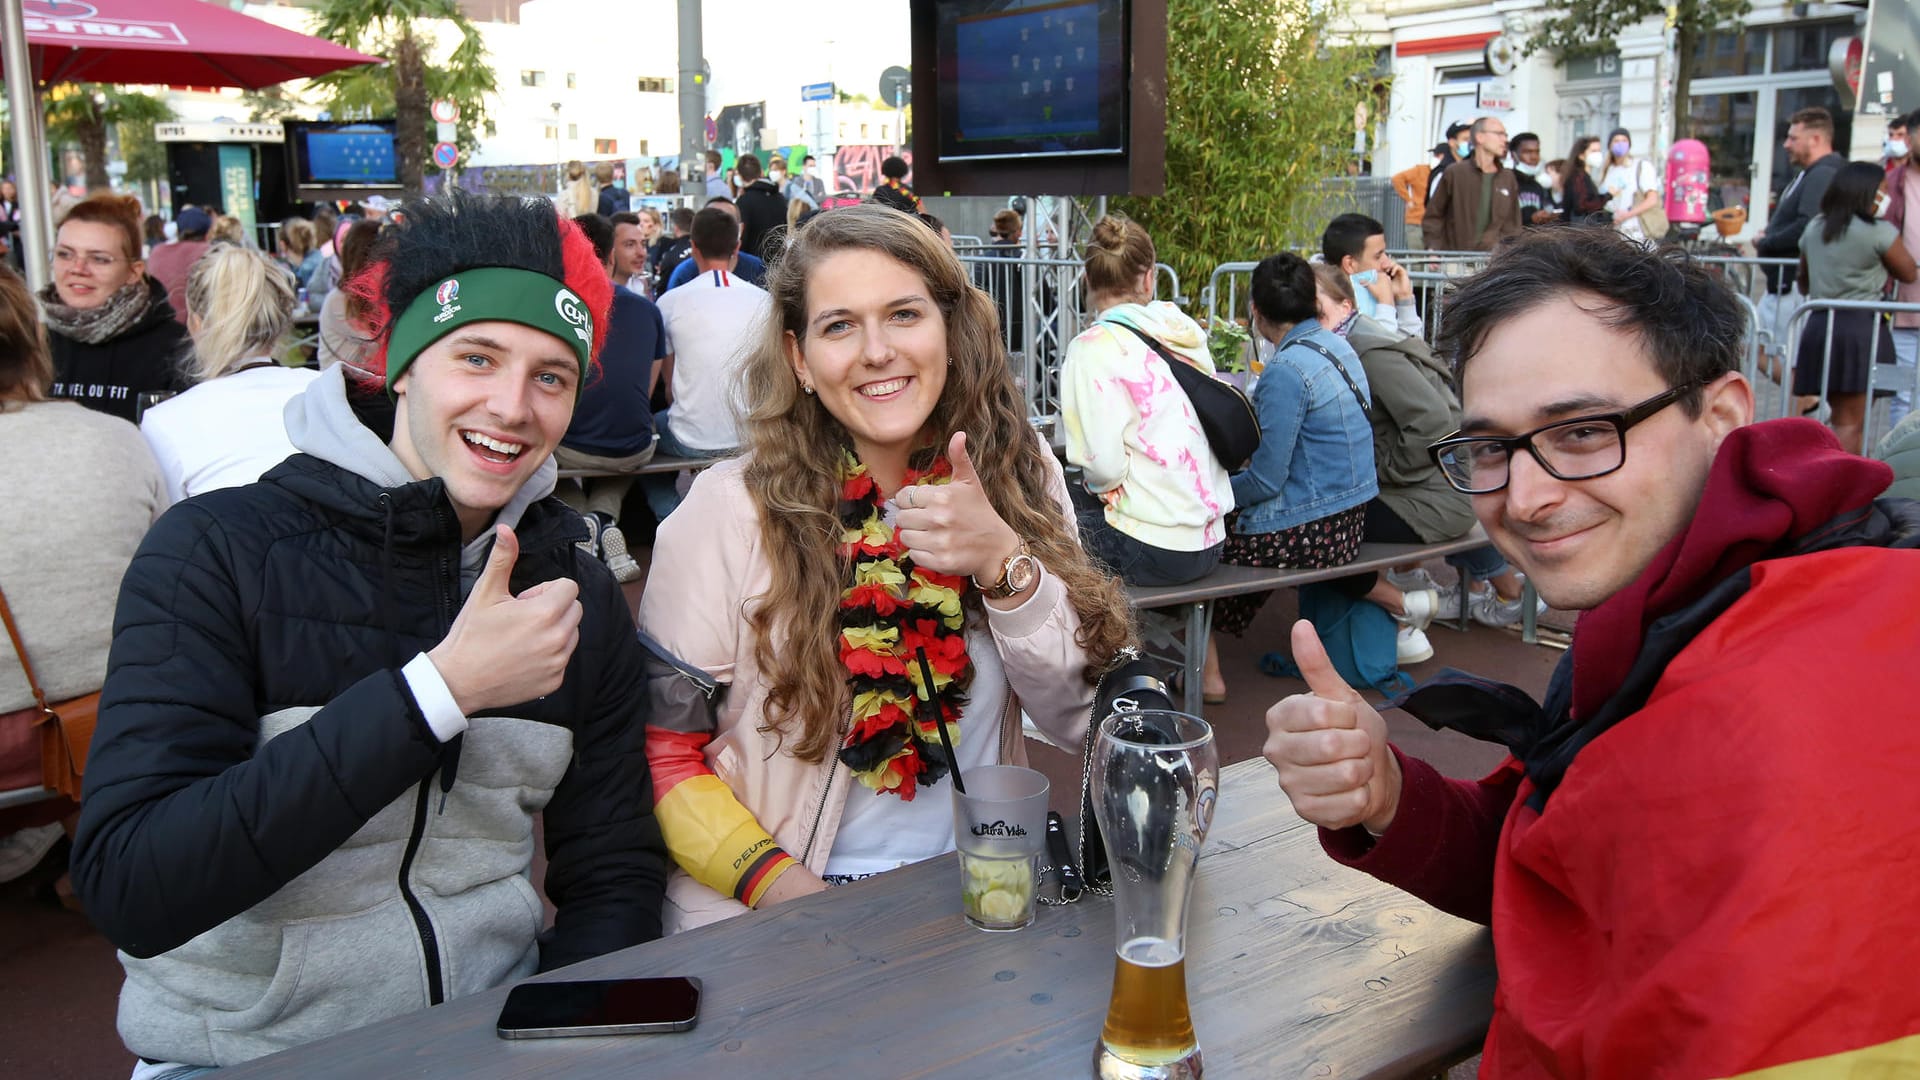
1428, 382, 1698, 495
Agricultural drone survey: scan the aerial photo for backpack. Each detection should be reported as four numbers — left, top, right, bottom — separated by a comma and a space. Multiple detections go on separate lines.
1259, 582, 1413, 697
1110, 321, 1261, 471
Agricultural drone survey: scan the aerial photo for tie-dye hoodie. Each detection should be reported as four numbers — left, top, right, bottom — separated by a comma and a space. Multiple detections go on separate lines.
1060, 300, 1233, 552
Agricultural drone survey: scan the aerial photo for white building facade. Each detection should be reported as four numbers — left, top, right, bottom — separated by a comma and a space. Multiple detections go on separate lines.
1356, 0, 1879, 240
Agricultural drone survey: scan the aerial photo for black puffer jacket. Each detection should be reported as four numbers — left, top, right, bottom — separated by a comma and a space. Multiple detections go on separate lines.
46, 275, 190, 423
73, 387, 667, 1063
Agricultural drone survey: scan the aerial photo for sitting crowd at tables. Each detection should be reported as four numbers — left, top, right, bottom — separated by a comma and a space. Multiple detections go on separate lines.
0, 178, 1917, 1079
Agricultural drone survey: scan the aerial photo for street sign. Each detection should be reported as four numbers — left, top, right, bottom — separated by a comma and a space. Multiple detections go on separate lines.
432, 141, 460, 169
878, 65, 911, 107
704, 115, 718, 144
801, 81, 834, 102
436, 121, 457, 142
1476, 80, 1513, 111
431, 98, 459, 124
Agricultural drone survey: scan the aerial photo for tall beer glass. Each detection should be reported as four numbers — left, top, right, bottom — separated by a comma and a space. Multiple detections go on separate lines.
1091, 709, 1218, 1080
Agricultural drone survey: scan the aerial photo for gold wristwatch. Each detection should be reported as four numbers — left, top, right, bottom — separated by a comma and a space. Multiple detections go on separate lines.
977, 541, 1040, 599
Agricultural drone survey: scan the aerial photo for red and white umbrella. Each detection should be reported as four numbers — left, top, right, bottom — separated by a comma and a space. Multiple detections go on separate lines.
4, 0, 380, 88
0, 0, 382, 287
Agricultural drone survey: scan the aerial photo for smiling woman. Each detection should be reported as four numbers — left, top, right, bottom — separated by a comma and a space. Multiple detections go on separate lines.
637, 204, 1136, 931
38, 193, 189, 423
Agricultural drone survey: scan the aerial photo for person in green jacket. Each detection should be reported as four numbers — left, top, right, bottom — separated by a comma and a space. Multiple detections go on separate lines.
1312, 265, 1539, 628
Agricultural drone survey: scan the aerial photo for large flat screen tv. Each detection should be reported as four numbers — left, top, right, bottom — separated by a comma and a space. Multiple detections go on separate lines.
933, 0, 1128, 163
284, 120, 402, 196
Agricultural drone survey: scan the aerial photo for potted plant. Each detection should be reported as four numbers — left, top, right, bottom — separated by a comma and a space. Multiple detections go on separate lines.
1205, 319, 1253, 391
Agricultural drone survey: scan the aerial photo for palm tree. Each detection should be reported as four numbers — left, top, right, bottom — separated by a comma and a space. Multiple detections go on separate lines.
43, 84, 174, 191
307, 0, 496, 193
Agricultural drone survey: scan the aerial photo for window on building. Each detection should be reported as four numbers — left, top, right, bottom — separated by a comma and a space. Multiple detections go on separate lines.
860, 123, 869, 138
638, 139, 648, 155
567, 123, 578, 140
637, 77, 673, 93
542, 122, 557, 140
521, 70, 545, 87
1773, 23, 1852, 73
566, 72, 577, 89
484, 120, 497, 137
1690, 30, 1761, 78
593, 138, 618, 154
880, 124, 890, 141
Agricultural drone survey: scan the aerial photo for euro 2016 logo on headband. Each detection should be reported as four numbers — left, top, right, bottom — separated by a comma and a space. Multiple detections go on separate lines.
554, 287, 591, 344
432, 277, 463, 324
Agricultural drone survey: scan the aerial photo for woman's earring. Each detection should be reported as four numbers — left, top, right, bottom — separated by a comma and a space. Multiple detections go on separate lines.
947, 356, 954, 367
802, 382, 815, 395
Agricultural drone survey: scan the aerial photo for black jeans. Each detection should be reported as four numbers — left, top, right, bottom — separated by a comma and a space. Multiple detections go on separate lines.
1072, 487, 1222, 587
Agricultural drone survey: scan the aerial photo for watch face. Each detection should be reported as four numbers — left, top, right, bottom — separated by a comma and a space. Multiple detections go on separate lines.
1006, 553, 1039, 594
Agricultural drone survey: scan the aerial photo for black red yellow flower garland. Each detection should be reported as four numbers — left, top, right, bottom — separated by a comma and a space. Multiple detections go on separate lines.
836, 447, 973, 799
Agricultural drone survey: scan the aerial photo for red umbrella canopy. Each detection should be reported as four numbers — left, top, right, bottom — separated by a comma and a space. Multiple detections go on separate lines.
6, 0, 381, 89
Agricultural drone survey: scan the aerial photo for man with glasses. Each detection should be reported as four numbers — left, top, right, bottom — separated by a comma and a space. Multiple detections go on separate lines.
1264, 227, 1920, 1074
1423, 117, 1523, 252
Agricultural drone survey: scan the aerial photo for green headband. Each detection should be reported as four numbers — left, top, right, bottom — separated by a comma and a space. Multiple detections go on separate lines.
385, 267, 595, 397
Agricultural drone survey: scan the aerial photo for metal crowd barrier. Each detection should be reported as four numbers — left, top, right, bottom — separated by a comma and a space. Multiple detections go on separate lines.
955, 253, 1188, 419
1779, 298, 1920, 453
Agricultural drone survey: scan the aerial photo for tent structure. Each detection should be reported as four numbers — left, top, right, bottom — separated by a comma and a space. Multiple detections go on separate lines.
1, 0, 381, 287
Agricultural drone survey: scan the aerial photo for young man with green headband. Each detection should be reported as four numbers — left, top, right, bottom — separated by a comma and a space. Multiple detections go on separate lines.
73, 194, 668, 1076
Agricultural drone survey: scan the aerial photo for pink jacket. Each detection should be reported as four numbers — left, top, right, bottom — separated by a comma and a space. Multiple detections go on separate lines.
637, 448, 1098, 931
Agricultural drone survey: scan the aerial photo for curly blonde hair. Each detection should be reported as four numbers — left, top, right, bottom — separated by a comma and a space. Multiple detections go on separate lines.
739, 204, 1134, 763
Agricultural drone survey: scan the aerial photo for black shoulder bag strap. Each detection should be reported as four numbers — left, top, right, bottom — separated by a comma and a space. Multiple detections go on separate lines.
1296, 338, 1372, 414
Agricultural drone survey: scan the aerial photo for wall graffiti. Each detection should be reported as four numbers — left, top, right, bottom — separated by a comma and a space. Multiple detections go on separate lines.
832, 145, 911, 196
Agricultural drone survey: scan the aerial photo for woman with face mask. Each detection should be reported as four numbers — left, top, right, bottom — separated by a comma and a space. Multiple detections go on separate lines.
1600, 127, 1664, 244
1561, 136, 1611, 224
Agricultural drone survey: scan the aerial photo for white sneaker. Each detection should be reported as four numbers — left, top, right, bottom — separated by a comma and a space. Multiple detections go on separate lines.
1396, 587, 1440, 632
1396, 625, 1434, 665
1469, 584, 1549, 628
0, 822, 63, 883
600, 524, 642, 584
1384, 566, 1440, 595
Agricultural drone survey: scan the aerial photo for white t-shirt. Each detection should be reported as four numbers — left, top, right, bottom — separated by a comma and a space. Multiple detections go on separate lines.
825, 596, 1013, 879
656, 268, 769, 452
140, 362, 319, 505
1602, 158, 1662, 244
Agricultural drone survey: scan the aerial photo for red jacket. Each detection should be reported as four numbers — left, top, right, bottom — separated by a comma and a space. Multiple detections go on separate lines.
1327, 421, 1920, 1077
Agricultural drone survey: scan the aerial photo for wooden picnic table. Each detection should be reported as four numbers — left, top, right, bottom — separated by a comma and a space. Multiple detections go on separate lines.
221, 759, 1495, 1079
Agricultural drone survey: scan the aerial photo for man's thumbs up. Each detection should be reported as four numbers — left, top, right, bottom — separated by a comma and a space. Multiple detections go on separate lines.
1291, 616, 1366, 708
426, 525, 583, 717
471, 522, 520, 602
1262, 620, 1403, 834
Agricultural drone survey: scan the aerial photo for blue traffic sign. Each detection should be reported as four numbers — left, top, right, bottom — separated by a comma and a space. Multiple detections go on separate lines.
801, 81, 835, 102
432, 141, 460, 169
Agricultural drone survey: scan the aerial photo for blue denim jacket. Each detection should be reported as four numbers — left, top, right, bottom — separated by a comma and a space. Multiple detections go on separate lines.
1230, 322, 1378, 533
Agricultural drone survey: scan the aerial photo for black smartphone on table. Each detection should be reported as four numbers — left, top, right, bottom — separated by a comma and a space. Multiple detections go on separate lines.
495, 976, 702, 1039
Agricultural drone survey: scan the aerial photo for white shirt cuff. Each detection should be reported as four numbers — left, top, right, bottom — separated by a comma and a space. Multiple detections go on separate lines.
402, 652, 470, 743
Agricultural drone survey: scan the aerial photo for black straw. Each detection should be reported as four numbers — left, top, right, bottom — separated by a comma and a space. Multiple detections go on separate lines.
915, 646, 965, 794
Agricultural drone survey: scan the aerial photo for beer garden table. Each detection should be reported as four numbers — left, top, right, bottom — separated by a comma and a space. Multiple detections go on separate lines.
222, 759, 1497, 1078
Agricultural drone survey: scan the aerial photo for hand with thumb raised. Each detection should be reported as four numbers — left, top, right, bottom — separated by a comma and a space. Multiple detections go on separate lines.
894, 431, 1024, 595
427, 524, 583, 716
1262, 619, 1402, 834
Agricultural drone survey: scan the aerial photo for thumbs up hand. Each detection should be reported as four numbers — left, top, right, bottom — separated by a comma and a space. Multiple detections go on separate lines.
1263, 619, 1403, 834
896, 431, 1024, 592
427, 524, 583, 716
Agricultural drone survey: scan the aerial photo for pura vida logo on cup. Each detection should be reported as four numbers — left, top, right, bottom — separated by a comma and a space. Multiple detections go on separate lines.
432, 277, 462, 324
554, 287, 591, 343
970, 819, 1028, 838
